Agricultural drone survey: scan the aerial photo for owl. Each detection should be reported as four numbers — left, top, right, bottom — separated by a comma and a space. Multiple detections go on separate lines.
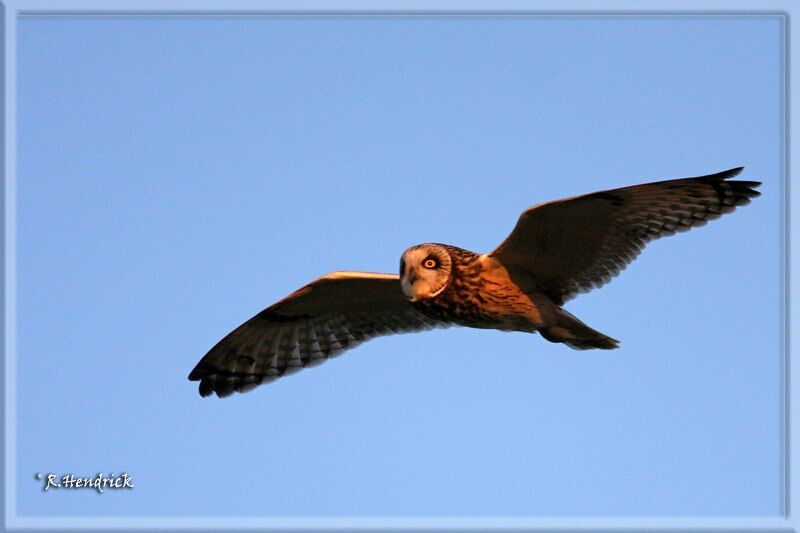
189, 167, 760, 397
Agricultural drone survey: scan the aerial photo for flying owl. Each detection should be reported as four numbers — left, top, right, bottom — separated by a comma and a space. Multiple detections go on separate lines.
189, 167, 760, 398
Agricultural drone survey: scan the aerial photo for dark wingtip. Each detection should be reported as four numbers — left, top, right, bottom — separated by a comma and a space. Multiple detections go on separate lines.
705, 166, 744, 181
188, 361, 212, 382
727, 166, 744, 177
190, 360, 270, 398
189, 361, 222, 398
699, 167, 761, 204
197, 377, 234, 398
736, 181, 762, 199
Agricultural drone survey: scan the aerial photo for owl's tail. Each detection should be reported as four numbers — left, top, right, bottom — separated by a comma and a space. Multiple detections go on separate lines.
539, 308, 619, 350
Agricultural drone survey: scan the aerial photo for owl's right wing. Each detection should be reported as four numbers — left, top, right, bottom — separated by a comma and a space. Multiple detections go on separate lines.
490, 167, 760, 305
188, 272, 447, 398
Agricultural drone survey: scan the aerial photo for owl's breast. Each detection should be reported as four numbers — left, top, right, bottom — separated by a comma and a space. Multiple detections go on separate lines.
413, 278, 540, 332
412, 293, 463, 324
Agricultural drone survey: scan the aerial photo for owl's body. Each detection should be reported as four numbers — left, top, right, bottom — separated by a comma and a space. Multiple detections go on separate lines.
189, 167, 760, 398
407, 246, 528, 331
407, 244, 617, 349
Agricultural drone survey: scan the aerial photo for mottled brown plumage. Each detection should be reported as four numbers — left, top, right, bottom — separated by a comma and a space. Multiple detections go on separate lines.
412, 245, 539, 332
189, 167, 760, 397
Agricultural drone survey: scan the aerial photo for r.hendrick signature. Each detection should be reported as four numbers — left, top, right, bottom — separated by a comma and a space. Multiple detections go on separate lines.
36, 472, 134, 493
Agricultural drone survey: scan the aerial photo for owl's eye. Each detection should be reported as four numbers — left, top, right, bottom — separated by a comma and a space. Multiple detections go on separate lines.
422, 258, 438, 269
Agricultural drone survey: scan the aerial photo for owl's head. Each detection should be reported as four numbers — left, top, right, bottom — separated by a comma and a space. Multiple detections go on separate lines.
399, 243, 453, 302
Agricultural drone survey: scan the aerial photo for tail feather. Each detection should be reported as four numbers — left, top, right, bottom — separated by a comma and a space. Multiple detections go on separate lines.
540, 309, 619, 350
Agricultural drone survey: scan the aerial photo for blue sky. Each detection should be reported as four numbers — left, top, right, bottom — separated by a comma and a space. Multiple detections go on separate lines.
15, 16, 782, 517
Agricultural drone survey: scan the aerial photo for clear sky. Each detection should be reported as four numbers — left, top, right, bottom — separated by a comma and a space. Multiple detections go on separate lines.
15, 16, 783, 517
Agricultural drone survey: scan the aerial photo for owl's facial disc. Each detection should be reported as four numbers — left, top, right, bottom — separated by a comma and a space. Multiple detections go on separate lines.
399, 244, 452, 302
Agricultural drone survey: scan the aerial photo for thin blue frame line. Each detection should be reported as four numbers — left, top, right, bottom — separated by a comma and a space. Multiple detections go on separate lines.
781, 9, 792, 518
3, 1, 792, 531
3, 0, 797, 12
0, 1, 5, 530
790, 0, 800, 523
4, 516, 799, 530
10, 11, 797, 16
4, 2, 16, 530
786, 1, 795, 522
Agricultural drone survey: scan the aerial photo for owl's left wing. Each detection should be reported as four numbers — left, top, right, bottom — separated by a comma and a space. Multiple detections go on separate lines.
490, 167, 761, 305
189, 272, 447, 398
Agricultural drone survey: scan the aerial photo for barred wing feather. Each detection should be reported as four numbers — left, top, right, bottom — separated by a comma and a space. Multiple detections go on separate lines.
188, 272, 446, 397
490, 168, 761, 305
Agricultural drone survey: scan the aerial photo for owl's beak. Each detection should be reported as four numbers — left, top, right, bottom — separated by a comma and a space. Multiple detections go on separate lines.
407, 270, 417, 285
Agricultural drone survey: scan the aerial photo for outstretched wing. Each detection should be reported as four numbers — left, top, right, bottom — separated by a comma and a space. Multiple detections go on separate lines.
490, 167, 761, 305
189, 272, 447, 398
